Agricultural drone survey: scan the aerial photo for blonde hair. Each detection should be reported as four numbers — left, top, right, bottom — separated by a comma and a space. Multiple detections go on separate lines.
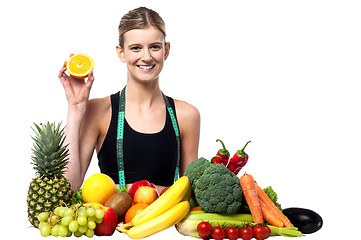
118, 7, 166, 48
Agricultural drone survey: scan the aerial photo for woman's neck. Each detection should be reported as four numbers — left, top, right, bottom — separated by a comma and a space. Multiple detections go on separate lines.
125, 80, 163, 109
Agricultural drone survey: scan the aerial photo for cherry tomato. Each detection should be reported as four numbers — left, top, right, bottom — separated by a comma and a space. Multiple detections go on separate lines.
197, 222, 212, 239
239, 227, 253, 240
211, 226, 226, 240
265, 226, 271, 238
252, 225, 269, 240
226, 227, 239, 240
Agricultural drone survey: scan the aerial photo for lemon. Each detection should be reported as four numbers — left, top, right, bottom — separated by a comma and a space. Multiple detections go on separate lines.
82, 173, 116, 205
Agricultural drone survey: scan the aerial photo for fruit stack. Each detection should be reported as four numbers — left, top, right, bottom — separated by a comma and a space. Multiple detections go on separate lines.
117, 177, 191, 238
27, 122, 192, 238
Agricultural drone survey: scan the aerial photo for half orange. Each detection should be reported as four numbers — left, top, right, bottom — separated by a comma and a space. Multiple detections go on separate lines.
66, 53, 94, 78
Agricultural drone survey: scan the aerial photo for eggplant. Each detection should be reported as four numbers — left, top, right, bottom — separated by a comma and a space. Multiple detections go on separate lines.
283, 207, 323, 234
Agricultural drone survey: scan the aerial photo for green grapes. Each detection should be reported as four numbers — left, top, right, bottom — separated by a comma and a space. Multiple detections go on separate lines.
37, 212, 49, 222
95, 209, 105, 219
35, 203, 105, 237
68, 220, 79, 232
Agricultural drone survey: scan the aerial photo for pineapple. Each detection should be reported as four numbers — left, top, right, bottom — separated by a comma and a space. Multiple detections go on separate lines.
27, 122, 72, 227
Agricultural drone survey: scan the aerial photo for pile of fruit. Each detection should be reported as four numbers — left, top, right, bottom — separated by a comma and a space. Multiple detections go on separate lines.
26, 122, 322, 239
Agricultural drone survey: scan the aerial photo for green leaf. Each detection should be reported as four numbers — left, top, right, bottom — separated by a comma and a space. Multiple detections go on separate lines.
263, 186, 283, 211
116, 186, 128, 193
71, 189, 85, 205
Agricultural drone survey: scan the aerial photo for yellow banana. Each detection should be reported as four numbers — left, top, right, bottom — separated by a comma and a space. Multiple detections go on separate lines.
181, 180, 192, 202
123, 201, 190, 239
124, 176, 191, 228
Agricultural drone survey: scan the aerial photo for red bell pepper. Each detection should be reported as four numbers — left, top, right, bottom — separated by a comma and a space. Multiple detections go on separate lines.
228, 141, 251, 175
212, 139, 230, 165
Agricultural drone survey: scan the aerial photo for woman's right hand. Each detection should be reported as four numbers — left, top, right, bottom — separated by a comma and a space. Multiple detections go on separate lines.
58, 54, 95, 109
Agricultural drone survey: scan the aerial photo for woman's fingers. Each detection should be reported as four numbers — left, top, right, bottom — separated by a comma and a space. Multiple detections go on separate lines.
85, 70, 95, 89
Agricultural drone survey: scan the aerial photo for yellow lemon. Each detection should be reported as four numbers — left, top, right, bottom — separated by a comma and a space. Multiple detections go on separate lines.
82, 173, 116, 205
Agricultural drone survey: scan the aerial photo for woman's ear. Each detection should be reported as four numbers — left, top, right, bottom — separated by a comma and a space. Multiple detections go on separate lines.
116, 45, 126, 63
164, 42, 170, 60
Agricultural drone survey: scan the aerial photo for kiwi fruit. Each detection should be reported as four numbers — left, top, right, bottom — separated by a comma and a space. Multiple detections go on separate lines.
105, 192, 132, 220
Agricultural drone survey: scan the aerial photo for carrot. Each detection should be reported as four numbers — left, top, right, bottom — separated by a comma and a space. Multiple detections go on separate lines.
240, 173, 263, 223
190, 206, 202, 211
259, 199, 284, 227
255, 183, 293, 227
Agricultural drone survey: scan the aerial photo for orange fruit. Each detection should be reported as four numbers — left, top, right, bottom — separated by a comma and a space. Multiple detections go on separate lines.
66, 53, 93, 78
82, 173, 116, 205
124, 203, 149, 223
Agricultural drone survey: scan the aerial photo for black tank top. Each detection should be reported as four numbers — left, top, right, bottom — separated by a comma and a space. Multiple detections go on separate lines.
97, 92, 179, 186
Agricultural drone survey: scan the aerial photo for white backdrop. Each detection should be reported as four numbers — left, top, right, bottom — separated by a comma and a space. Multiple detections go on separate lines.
1, 0, 360, 239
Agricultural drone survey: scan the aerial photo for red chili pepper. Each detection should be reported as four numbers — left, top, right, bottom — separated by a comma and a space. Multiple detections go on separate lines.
214, 139, 230, 165
228, 141, 251, 175
211, 156, 226, 165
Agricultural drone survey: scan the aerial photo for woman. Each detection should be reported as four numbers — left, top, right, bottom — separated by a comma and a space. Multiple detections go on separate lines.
58, 7, 200, 194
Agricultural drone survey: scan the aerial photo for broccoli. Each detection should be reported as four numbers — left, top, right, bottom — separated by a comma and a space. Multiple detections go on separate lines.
194, 164, 243, 215
184, 157, 211, 191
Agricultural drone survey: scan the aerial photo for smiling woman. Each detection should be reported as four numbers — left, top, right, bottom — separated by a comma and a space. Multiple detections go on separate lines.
116, 26, 170, 85
58, 7, 200, 194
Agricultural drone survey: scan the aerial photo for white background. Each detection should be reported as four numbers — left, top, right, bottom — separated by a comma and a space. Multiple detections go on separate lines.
1, 0, 360, 239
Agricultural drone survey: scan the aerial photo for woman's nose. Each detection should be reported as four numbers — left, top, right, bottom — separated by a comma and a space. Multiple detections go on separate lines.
141, 48, 152, 62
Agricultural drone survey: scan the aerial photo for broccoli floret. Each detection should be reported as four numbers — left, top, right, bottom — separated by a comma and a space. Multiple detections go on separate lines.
194, 164, 243, 215
184, 157, 211, 191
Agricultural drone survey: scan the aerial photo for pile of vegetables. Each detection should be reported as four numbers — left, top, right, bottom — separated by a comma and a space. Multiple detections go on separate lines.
180, 139, 323, 238
176, 210, 303, 239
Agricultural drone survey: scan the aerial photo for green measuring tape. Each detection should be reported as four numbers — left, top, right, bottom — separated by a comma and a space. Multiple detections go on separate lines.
116, 87, 181, 188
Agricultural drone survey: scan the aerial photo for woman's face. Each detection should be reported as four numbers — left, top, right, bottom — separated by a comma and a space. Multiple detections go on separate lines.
117, 26, 170, 84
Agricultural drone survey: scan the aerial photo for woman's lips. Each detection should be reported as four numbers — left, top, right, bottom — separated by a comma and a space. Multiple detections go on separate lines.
137, 65, 156, 71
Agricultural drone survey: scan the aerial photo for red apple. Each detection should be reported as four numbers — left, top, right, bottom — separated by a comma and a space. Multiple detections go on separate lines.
94, 207, 118, 236
128, 180, 158, 199
133, 186, 159, 205
160, 186, 170, 196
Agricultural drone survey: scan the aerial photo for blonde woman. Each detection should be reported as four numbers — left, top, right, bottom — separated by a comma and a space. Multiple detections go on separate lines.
58, 7, 200, 193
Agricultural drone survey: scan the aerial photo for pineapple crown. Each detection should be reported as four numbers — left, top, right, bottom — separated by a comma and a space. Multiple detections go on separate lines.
31, 122, 69, 177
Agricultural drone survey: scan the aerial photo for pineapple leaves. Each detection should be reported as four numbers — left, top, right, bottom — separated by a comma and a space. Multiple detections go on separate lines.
30, 122, 69, 178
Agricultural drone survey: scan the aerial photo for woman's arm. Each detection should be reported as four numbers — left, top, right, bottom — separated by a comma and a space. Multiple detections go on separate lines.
174, 100, 201, 176
58, 59, 96, 190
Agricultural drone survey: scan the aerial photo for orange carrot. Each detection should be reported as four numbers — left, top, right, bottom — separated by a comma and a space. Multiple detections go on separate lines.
255, 183, 293, 227
240, 173, 263, 223
190, 206, 202, 211
259, 199, 284, 227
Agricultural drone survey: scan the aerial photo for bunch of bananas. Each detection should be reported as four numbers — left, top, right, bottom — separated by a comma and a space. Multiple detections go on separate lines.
117, 176, 191, 239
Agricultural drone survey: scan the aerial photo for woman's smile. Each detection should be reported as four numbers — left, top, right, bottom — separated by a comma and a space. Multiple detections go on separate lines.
137, 64, 156, 71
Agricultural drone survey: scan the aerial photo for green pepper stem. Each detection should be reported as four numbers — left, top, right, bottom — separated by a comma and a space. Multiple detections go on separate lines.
216, 139, 227, 151
240, 141, 251, 152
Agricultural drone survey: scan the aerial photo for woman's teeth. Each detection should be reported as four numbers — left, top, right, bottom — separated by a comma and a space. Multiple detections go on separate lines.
138, 65, 155, 70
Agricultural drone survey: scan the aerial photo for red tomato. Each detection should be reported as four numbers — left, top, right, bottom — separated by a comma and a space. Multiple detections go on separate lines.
265, 226, 271, 238
197, 222, 212, 239
226, 227, 239, 240
211, 226, 226, 240
239, 227, 253, 240
253, 226, 269, 240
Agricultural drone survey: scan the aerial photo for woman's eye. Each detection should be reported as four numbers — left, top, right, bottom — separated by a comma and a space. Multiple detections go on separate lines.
151, 45, 161, 50
131, 46, 141, 51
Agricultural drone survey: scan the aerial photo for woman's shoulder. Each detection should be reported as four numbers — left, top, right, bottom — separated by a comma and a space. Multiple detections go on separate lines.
85, 95, 113, 120
88, 95, 111, 110
173, 99, 200, 124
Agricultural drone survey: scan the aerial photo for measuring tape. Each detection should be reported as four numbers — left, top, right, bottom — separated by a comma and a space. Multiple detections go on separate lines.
116, 87, 180, 188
